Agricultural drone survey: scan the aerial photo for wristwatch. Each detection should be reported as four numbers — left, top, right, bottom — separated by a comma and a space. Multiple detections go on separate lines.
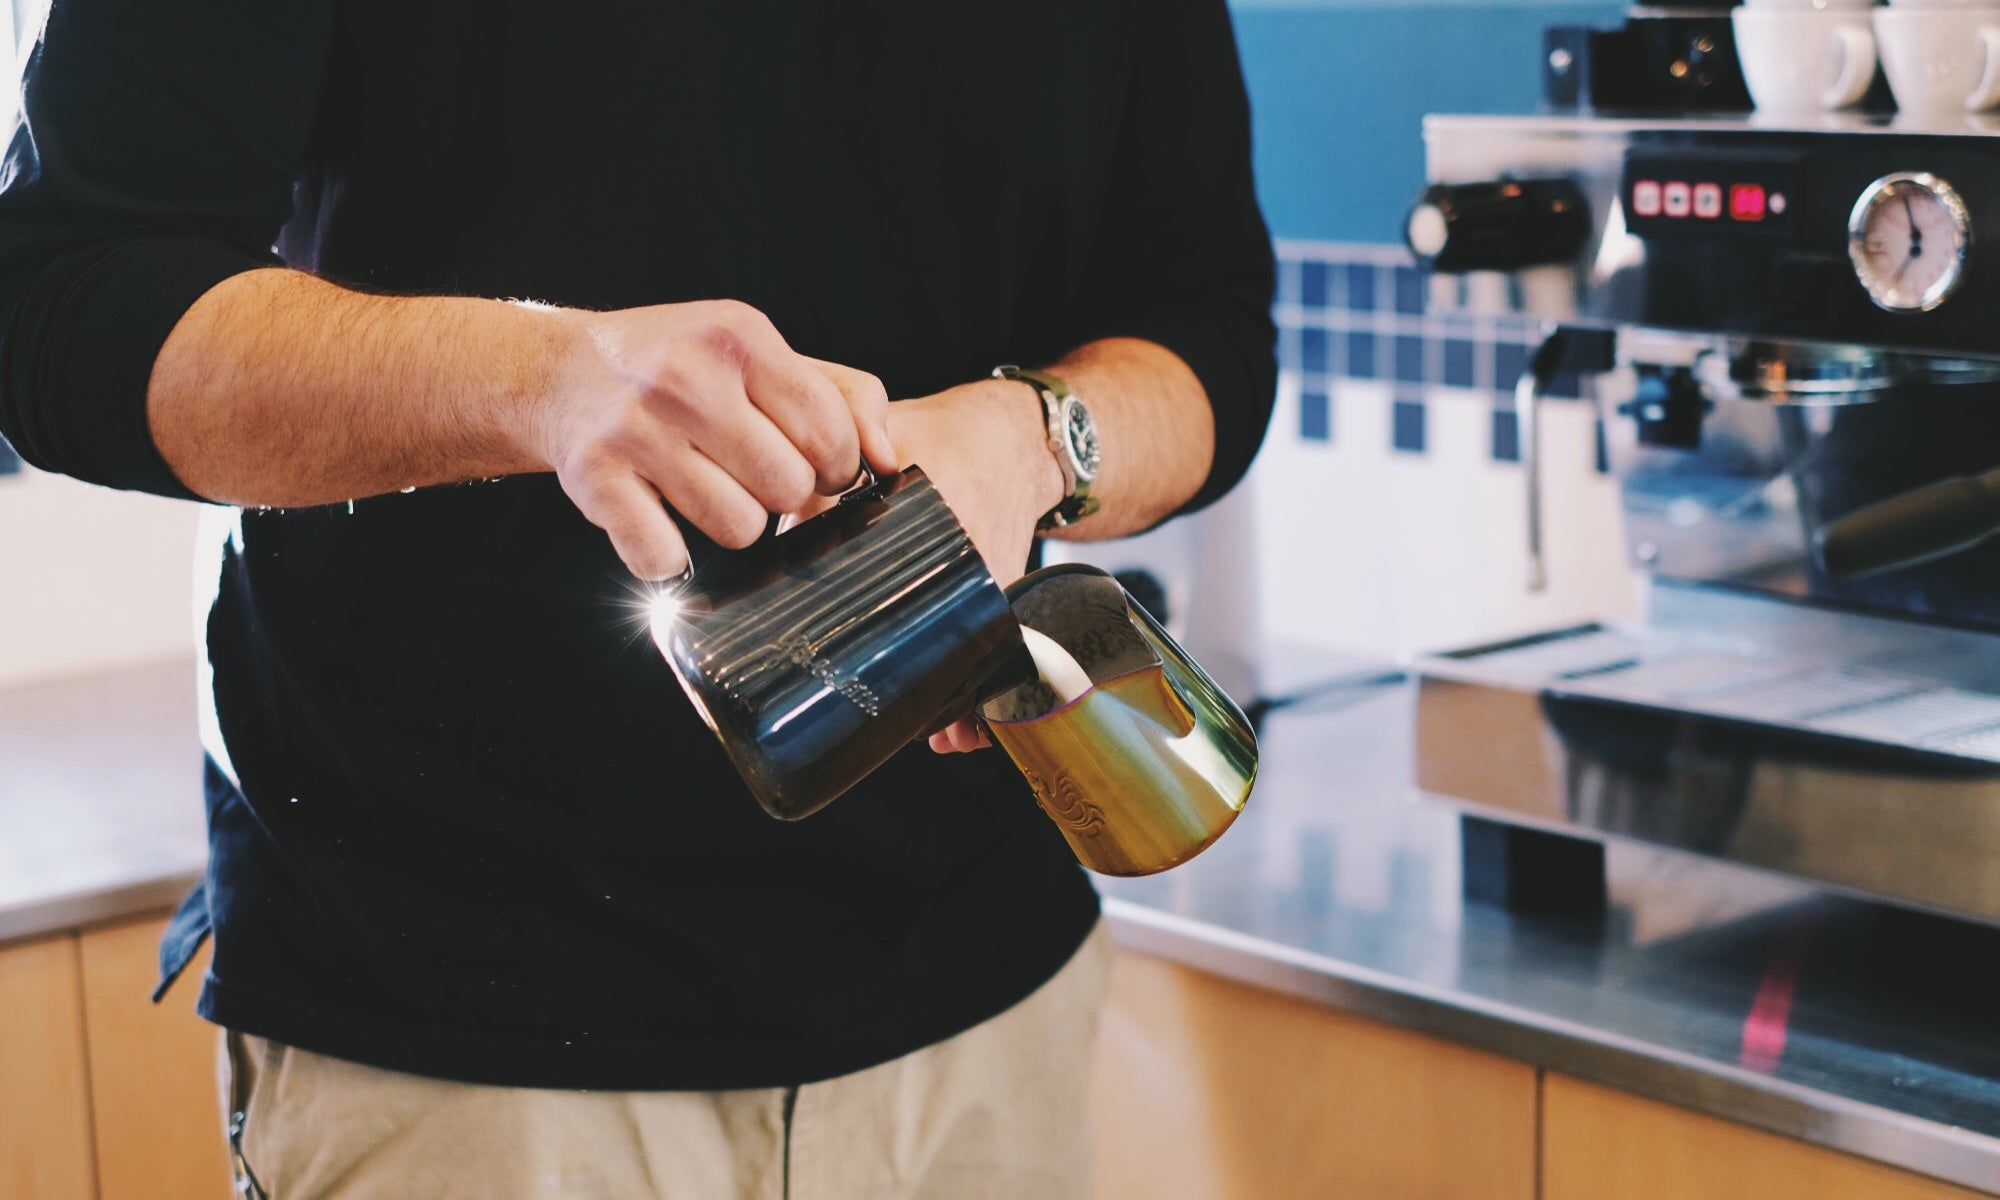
993, 364, 1101, 530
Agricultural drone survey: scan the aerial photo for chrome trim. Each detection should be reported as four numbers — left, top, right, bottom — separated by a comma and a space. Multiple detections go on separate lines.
1691, 342, 1904, 404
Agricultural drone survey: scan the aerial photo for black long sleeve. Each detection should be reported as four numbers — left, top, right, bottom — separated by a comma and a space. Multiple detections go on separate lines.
0, 0, 333, 496
1079, 0, 1277, 513
0, 0, 1277, 1092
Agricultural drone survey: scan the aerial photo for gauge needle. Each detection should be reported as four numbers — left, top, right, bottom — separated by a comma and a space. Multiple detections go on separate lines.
1889, 192, 1924, 284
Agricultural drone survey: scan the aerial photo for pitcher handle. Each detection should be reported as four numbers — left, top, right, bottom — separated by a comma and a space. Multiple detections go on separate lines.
836, 461, 883, 505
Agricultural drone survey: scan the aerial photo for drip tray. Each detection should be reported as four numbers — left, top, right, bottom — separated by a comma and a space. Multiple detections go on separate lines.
1431, 626, 2000, 764
1415, 592, 2000, 927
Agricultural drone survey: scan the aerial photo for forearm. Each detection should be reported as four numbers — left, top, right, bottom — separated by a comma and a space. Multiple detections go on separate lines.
1043, 336, 1214, 542
147, 268, 566, 506
149, 268, 893, 578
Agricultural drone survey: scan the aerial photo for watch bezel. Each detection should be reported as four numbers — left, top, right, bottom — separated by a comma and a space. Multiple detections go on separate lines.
1059, 395, 1102, 482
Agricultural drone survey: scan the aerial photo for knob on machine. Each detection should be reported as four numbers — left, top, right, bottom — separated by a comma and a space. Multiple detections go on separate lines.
1406, 179, 1592, 273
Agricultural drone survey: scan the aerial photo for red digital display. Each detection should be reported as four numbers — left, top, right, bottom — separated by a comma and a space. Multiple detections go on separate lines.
1729, 183, 1767, 222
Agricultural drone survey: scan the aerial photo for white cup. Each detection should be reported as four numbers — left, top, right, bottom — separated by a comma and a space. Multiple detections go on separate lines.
1733, 7, 1880, 112
1874, 7, 2000, 114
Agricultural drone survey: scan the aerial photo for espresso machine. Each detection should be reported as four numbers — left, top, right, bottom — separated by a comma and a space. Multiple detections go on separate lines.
1406, 39, 2000, 928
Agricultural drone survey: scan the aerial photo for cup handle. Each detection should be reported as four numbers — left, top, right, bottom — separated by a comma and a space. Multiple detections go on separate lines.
1822, 24, 1876, 110
1966, 27, 2000, 111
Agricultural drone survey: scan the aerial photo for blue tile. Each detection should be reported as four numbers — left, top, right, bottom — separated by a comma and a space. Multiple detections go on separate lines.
1393, 335, 1425, 384
1345, 330, 1378, 379
1276, 324, 1299, 373
1300, 390, 1332, 442
1393, 266, 1426, 315
1392, 398, 1427, 454
1548, 369, 1584, 400
1491, 408, 1521, 463
0, 436, 18, 477
1301, 327, 1329, 375
1300, 260, 1330, 309
1344, 263, 1378, 313
1595, 416, 1612, 474
1443, 339, 1476, 389
1494, 341, 1529, 393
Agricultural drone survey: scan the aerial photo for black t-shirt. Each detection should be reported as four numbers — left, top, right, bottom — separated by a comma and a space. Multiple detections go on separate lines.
0, 0, 1275, 1089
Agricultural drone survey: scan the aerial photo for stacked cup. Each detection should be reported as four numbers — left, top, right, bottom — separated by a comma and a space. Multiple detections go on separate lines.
1733, 0, 1881, 115
1873, 0, 2000, 117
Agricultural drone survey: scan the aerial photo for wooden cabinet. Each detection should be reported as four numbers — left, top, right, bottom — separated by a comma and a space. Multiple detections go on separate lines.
0, 915, 229, 1200
1091, 951, 1538, 1200
1543, 1074, 1991, 1200
79, 915, 231, 1200
12, 925, 1995, 1199
0, 934, 96, 1200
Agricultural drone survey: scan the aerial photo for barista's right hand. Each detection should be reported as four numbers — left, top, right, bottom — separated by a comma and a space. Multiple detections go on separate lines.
521, 300, 898, 580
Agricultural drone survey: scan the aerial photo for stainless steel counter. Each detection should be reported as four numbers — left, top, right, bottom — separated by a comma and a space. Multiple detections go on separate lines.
3, 659, 1996, 1192
1101, 676, 2000, 1195
0, 659, 204, 943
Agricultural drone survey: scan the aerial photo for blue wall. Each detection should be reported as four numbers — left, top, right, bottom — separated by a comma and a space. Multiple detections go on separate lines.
1230, 0, 1621, 244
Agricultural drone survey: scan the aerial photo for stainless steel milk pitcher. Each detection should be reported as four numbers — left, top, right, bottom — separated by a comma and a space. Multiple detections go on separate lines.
651, 466, 1258, 874
651, 466, 1034, 820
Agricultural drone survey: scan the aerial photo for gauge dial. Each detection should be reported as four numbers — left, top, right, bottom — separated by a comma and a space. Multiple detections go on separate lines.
1848, 173, 1972, 313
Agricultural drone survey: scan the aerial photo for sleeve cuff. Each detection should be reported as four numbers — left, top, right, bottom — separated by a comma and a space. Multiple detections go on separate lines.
1098, 304, 1277, 516
44, 234, 274, 498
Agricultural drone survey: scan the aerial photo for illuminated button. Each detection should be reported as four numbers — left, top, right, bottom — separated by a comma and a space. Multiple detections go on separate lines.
1769, 192, 1788, 216
1633, 180, 1662, 218
1663, 182, 1692, 218
1693, 183, 1723, 219
1729, 183, 1767, 221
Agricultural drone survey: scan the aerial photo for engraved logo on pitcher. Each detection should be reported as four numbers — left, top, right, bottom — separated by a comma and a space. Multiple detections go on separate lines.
776, 635, 882, 717
1023, 769, 1105, 838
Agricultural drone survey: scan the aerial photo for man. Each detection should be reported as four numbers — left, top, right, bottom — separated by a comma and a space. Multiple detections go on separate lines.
0, 0, 1274, 1194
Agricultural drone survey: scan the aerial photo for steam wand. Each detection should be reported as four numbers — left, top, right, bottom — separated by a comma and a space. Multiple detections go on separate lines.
1516, 327, 1570, 593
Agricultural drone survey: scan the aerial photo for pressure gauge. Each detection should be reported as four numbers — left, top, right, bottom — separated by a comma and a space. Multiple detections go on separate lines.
1848, 172, 1972, 313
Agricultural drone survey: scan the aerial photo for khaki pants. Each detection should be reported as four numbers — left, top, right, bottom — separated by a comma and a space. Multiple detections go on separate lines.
219, 922, 1113, 1200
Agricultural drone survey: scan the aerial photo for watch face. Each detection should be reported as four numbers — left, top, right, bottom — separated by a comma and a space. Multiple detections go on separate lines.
1063, 398, 1101, 478
1848, 173, 1972, 314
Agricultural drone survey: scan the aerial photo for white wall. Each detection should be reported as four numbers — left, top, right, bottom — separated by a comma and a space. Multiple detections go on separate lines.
0, 467, 198, 687
1251, 371, 1641, 660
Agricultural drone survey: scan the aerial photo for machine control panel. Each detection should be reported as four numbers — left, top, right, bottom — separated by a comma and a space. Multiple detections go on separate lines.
1622, 153, 1802, 238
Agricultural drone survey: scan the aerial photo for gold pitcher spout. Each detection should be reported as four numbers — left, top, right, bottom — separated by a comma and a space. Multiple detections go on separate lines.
979, 565, 1258, 877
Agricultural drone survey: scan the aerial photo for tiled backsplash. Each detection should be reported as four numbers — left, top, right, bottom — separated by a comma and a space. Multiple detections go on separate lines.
1245, 239, 1639, 658
1274, 240, 1588, 464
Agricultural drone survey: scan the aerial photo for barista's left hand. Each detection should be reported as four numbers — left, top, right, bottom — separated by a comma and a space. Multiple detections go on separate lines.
899, 380, 1066, 751
791, 377, 1063, 753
